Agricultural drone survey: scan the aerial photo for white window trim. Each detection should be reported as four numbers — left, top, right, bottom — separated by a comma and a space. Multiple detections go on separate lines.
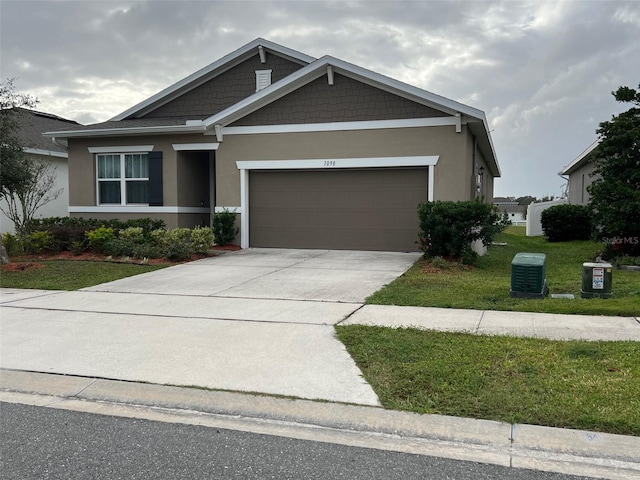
89, 145, 153, 153
235, 155, 439, 249
70, 206, 211, 214
96, 152, 150, 206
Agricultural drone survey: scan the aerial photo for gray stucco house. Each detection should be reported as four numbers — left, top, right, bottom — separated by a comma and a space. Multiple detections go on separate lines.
559, 140, 600, 205
45, 38, 500, 252
1, 108, 78, 233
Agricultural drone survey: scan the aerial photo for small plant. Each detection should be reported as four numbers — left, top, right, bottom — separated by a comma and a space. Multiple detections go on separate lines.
23, 230, 55, 254
69, 240, 86, 256
133, 242, 163, 260
2, 232, 24, 256
118, 227, 145, 244
164, 241, 192, 262
190, 226, 214, 254
86, 226, 115, 254
103, 238, 135, 257
212, 209, 239, 246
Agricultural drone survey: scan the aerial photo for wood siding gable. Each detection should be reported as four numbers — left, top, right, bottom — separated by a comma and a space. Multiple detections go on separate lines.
142, 54, 305, 119
230, 73, 451, 126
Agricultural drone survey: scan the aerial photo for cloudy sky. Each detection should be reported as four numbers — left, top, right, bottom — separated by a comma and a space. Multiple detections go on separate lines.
1, 0, 639, 198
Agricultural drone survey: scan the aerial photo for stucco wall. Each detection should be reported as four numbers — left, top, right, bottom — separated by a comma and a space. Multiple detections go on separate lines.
0, 154, 69, 234
216, 125, 473, 207
567, 161, 598, 205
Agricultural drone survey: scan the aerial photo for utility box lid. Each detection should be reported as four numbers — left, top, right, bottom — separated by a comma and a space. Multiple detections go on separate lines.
512, 252, 546, 266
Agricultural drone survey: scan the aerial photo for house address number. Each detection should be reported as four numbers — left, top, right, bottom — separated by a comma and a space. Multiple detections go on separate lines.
323, 161, 336, 167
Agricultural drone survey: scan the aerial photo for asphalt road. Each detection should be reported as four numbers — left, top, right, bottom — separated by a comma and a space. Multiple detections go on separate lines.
0, 402, 598, 480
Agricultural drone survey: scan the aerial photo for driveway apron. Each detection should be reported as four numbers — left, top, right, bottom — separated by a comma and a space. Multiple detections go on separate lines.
0, 249, 420, 405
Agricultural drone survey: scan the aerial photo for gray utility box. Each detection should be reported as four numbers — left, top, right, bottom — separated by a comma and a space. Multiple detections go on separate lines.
510, 253, 548, 299
581, 262, 613, 299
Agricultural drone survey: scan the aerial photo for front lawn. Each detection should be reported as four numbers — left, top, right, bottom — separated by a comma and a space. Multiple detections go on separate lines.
0, 260, 168, 290
337, 325, 640, 436
368, 226, 640, 316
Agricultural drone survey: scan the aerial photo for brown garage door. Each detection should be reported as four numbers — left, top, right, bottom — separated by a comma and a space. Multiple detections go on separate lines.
249, 168, 428, 251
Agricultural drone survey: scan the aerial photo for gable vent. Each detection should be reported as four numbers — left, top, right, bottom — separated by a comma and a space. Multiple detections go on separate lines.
256, 69, 272, 92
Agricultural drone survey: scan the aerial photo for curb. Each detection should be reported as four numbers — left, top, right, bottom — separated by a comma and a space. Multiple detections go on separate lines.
1, 369, 639, 479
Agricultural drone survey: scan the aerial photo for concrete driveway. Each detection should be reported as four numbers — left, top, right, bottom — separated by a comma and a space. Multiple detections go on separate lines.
0, 249, 420, 405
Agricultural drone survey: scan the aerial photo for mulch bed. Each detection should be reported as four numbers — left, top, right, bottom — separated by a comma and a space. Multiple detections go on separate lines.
2, 244, 242, 272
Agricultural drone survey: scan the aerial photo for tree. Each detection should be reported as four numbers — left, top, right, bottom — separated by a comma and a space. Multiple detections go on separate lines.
1, 79, 39, 262
0, 158, 63, 233
588, 84, 640, 256
1, 79, 38, 194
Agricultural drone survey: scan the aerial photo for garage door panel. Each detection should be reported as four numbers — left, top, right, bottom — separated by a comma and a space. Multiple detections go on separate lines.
249, 169, 427, 251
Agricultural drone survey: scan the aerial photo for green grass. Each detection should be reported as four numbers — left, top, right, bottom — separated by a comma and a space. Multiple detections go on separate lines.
0, 260, 168, 290
368, 226, 640, 316
337, 325, 640, 436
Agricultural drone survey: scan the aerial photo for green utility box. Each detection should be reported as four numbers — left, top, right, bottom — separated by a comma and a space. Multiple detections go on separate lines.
581, 262, 613, 298
510, 253, 548, 298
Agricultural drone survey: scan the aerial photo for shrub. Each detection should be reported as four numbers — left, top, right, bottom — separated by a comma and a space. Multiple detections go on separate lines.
212, 209, 239, 246
164, 241, 192, 262
132, 242, 163, 260
103, 238, 136, 257
541, 204, 592, 242
23, 230, 55, 254
191, 226, 214, 254
118, 227, 145, 244
165, 227, 192, 245
417, 200, 503, 263
86, 226, 115, 254
2, 232, 24, 256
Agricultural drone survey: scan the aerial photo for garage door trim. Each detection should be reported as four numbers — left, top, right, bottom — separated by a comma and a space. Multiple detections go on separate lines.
235, 156, 440, 248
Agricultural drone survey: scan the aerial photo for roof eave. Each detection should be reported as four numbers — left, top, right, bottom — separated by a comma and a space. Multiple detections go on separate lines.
43, 124, 207, 139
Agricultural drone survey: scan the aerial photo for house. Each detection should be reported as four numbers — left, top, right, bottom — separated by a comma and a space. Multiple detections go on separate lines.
493, 197, 525, 223
44, 38, 500, 252
1, 108, 79, 233
559, 140, 600, 205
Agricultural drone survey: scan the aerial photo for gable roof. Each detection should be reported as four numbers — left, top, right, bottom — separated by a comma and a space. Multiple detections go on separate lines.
560, 140, 600, 175
10, 108, 78, 156
112, 38, 316, 121
43, 38, 500, 175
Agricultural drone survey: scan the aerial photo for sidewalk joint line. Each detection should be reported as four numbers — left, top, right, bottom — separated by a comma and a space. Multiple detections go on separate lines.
335, 304, 366, 325
475, 311, 485, 334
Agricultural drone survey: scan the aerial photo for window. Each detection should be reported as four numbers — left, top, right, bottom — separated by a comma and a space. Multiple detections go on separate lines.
97, 153, 149, 205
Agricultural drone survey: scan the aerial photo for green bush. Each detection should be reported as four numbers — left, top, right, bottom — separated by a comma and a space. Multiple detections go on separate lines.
165, 227, 192, 245
164, 241, 192, 262
103, 238, 136, 257
118, 227, 145, 244
417, 200, 504, 263
86, 226, 116, 254
212, 210, 239, 246
191, 226, 214, 254
23, 230, 56, 254
2, 232, 24, 256
541, 204, 592, 242
132, 242, 163, 260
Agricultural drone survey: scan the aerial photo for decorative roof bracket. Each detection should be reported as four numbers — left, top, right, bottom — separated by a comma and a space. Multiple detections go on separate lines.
327, 65, 334, 85
258, 45, 266, 63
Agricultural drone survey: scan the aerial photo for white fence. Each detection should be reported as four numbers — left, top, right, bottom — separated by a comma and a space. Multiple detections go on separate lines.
526, 199, 567, 236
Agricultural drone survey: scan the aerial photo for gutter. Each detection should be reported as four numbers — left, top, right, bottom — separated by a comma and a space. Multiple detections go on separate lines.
43, 123, 208, 139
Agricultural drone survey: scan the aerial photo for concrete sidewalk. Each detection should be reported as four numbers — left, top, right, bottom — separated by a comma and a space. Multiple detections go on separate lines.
343, 305, 640, 341
1, 370, 639, 480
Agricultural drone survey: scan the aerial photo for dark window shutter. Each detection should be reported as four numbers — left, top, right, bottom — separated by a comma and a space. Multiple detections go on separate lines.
148, 151, 163, 206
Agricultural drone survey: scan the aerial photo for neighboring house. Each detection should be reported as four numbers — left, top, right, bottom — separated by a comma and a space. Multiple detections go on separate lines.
1, 108, 79, 233
559, 140, 600, 205
493, 197, 525, 223
45, 38, 500, 252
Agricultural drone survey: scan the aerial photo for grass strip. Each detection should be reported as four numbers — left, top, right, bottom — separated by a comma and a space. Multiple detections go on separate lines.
0, 260, 168, 290
337, 325, 640, 436
368, 226, 640, 316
